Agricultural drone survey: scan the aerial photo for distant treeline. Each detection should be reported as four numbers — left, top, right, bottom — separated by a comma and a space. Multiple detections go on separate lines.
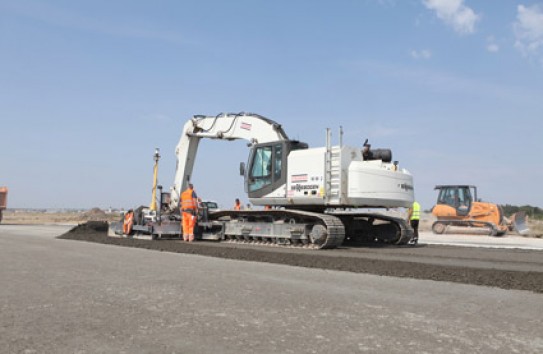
500, 204, 543, 220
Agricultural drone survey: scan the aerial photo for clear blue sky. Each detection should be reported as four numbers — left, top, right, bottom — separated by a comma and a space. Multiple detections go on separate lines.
1, 0, 542, 211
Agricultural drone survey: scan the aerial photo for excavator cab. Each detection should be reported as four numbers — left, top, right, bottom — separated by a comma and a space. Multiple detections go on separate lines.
244, 140, 308, 198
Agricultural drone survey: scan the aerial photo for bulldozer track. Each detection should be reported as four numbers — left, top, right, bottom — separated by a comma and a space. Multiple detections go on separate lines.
432, 220, 505, 236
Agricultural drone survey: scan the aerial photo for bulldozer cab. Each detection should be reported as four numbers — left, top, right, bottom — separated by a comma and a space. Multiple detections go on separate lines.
435, 185, 476, 217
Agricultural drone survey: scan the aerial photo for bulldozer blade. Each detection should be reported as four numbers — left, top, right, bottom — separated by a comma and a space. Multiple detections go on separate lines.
511, 212, 529, 236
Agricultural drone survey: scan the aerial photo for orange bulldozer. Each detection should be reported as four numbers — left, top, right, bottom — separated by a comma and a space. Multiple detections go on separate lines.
431, 185, 529, 236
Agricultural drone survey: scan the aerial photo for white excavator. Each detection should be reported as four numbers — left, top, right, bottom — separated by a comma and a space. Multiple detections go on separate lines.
109, 112, 415, 248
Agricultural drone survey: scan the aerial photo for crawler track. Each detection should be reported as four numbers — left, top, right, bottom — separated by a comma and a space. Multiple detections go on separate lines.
432, 220, 506, 236
208, 209, 345, 249
331, 212, 413, 245
208, 209, 413, 248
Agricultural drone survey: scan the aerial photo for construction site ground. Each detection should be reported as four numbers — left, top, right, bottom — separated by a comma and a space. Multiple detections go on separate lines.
2, 220, 540, 293
62, 222, 543, 293
1, 223, 542, 353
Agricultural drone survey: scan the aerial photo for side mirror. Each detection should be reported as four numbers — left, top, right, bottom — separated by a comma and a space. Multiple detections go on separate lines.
239, 162, 245, 176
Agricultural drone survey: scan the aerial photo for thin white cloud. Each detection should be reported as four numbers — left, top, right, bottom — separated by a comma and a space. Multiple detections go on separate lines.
423, 0, 480, 35
486, 43, 499, 53
486, 36, 499, 53
410, 49, 433, 59
1, 1, 188, 45
345, 59, 543, 106
514, 4, 543, 60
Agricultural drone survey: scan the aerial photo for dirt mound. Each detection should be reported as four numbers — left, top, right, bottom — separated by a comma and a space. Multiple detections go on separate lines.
528, 219, 543, 238
57, 222, 543, 294
75, 220, 108, 232
81, 208, 109, 221
58, 221, 109, 239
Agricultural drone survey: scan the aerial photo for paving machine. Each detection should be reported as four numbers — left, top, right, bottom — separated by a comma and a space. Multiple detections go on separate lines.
431, 185, 529, 236
109, 112, 415, 248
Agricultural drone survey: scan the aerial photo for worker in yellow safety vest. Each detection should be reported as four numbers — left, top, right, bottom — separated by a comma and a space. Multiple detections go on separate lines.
233, 198, 241, 211
407, 201, 420, 245
123, 209, 134, 235
180, 183, 199, 242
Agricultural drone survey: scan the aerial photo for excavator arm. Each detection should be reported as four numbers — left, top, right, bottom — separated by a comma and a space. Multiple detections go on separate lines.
169, 112, 289, 210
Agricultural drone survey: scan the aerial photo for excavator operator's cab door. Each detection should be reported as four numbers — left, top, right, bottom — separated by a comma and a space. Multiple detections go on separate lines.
246, 142, 286, 198
245, 140, 308, 199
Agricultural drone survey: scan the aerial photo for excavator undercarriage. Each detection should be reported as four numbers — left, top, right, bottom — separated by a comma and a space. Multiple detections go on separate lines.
109, 208, 413, 248
203, 209, 412, 248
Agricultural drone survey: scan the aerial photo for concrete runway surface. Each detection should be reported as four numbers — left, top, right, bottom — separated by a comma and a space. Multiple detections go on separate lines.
1, 225, 542, 353
420, 231, 543, 250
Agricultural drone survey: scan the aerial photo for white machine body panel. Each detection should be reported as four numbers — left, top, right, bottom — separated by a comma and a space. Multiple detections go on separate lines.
347, 161, 414, 208
251, 145, 414, 208
285, 147, 326, 205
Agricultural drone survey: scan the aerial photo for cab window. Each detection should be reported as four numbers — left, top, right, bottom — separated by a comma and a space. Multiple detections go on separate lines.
438, 187, 471, 209
249, 146, 272, 192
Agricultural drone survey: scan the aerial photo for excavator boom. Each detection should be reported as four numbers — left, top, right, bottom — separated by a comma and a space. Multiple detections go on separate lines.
170, 112, 289, 210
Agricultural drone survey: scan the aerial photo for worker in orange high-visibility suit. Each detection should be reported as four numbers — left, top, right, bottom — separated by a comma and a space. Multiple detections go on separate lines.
180, 183, 199, 242
234, 198, 241, 211
123, 209, 134, 235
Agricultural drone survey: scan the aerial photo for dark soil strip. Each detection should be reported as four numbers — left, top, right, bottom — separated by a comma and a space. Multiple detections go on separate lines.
58, 222, 543, 294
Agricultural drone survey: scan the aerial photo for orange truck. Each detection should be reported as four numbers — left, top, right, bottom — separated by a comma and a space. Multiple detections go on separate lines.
0, 187, 7, 223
